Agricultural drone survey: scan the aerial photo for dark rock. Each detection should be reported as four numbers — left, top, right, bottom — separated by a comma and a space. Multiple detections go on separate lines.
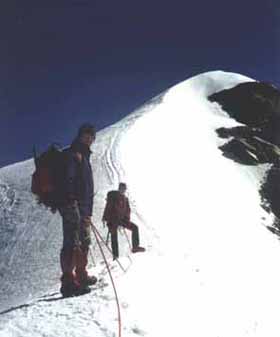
209, 81, 280, 232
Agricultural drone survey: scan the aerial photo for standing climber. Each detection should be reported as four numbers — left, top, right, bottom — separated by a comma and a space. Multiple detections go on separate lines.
102, 182, 145, 260
58, 123, 97, 297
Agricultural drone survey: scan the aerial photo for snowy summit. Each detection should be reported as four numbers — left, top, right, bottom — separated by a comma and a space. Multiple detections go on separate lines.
1, 71, 280, 337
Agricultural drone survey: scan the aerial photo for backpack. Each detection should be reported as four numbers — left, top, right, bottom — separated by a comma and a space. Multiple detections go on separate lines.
104, 190, 130, 222
106, 190, 120, 204
31, 144, 69, 213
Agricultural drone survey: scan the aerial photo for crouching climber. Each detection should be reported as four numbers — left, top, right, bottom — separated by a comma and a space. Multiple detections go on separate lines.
102, 182, 145, 260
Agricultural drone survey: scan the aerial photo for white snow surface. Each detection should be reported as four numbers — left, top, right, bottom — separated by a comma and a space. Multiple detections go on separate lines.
1, 70, 280, 337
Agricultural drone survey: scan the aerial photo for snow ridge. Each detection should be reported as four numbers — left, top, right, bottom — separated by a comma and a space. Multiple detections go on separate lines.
1, 71, 280, 337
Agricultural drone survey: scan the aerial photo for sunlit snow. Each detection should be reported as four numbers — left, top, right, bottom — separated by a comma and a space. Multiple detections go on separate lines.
1, 71, 279, 337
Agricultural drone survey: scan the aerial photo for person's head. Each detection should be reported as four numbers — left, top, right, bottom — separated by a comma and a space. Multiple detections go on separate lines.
118, 182, 127, 195
78, 123, 96, 147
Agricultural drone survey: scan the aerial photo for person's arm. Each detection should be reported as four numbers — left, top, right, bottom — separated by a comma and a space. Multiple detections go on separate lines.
88, 197, 93, 217
88, 172, 94, 217
65, 152, 79, 204
102, 194, 111, 222
126, 197, 131, 221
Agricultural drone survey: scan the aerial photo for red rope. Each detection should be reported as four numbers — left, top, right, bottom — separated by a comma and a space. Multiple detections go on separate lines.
120, 228, 133, 263
122, 228, 132, 250
91, 223, 122, 337
93, 225, 126, 272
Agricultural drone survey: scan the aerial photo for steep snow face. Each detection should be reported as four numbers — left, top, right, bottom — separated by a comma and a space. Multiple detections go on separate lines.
1, 71, 280, 337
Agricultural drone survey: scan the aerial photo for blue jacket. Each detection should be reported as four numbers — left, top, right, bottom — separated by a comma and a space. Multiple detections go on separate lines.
65, 139, 94, 217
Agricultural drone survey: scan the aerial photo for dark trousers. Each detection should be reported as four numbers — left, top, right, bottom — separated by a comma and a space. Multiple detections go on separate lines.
59, 204, 91, 284
108, 220, 139, 258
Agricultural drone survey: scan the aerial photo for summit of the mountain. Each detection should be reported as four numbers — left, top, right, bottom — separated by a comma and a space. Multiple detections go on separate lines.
2, 71, 280, 337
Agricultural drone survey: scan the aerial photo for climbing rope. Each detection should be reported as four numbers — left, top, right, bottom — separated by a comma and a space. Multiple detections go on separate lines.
91, 223, 122, 337
92, 225, 126, 272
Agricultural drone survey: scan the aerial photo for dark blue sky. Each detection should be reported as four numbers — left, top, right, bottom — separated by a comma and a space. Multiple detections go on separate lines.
0, 0, 279, 167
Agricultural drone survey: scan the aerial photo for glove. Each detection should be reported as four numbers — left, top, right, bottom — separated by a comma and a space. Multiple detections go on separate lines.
83, 216, 92, 226
67, 194, 78, 207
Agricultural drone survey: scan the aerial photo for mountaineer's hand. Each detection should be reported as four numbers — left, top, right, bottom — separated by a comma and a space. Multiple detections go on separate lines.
67, 200, 78, 208
83, 216, 92, 226
67, 194, 78, 207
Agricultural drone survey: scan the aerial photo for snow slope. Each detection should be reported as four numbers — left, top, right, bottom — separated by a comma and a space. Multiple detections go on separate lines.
1, 71, 280, 337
